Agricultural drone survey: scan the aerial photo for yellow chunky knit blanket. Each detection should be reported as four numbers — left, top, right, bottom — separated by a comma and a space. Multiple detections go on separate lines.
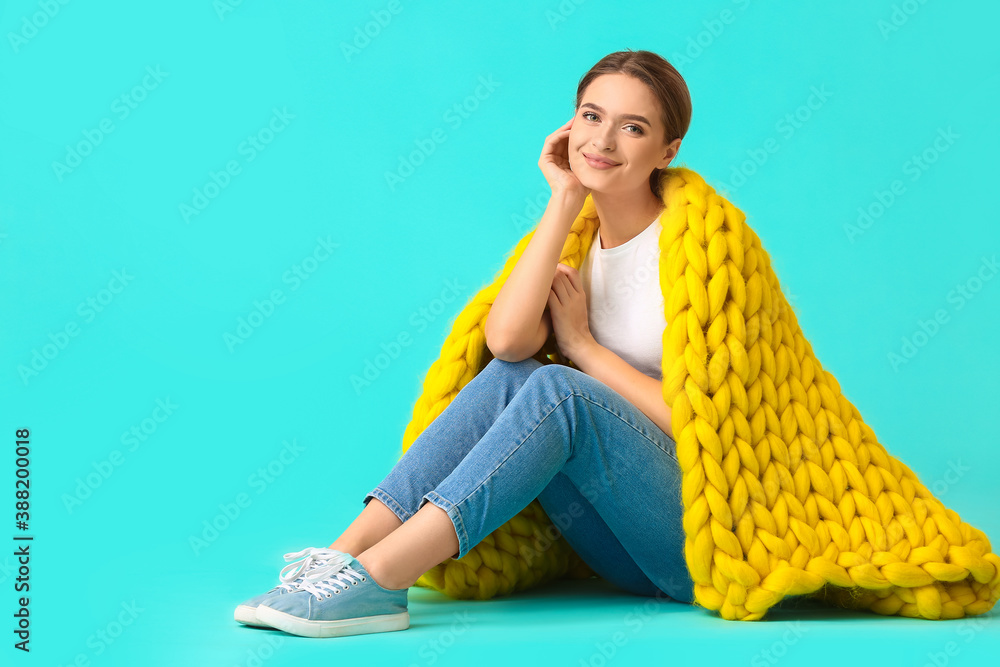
399, 166, 1000, 621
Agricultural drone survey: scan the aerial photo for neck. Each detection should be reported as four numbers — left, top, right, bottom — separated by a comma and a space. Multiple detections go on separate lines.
592, 185, 665, 250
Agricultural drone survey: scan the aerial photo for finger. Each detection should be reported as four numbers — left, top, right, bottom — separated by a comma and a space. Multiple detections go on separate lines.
551, 276, 570, 303
563, 265, 583, 292
549, 277, 561, 302
541, 133, 571, 163
555, 262, 575, 276
552, 263, 567, 285
555, 263, 582, 292
547, 121, 573, 143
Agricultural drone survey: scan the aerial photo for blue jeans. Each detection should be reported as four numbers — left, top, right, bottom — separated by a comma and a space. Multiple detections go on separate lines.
362, 357, 694, 603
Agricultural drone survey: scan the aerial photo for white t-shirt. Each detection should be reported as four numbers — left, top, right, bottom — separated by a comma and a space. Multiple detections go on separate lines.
579, 215, 667, 381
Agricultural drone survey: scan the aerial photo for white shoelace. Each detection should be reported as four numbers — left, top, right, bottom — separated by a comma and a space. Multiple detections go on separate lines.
297, 562, 367, 600
275, 547, 352, 592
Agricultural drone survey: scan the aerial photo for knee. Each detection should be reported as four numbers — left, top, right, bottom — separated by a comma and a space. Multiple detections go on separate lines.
527, 362, 580, 392
484, 356, 543, 380
521, 364, 589, 404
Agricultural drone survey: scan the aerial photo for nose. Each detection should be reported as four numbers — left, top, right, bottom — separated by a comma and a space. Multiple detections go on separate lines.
592, 130, 615, 152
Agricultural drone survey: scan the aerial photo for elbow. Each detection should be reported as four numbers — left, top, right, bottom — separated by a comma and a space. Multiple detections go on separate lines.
490, 346, 530, 363
485, 317, 511, 361
485, 329, 532, 363
486, 335, 520, 363
486, 313, 546, 363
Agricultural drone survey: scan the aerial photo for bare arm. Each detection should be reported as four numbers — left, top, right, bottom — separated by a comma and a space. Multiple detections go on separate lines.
486, 192, 582, 362
570, 339, 674, 440
486, 114, 590, 362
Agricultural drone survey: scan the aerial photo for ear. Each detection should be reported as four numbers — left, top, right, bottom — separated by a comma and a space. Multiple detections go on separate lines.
657, 138, 681, 169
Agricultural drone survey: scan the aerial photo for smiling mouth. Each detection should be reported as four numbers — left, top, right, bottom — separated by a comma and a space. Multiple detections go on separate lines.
582, 152, 620, 166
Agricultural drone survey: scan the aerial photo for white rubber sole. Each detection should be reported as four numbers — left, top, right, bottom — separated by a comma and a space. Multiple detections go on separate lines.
234, 604, 271, 628
256, 604, 409, 638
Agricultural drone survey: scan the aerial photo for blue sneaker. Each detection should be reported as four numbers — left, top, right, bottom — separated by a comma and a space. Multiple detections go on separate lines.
234, 547, 352, 627
255, 555, 409, 638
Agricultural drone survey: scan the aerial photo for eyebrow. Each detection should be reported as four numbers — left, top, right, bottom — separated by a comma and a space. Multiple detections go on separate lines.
580, 103, 652, 126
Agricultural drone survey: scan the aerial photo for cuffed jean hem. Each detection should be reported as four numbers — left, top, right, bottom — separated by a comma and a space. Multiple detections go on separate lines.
363, 487, 413, 526
419, 490, 468, 560
361, 356, 692, 600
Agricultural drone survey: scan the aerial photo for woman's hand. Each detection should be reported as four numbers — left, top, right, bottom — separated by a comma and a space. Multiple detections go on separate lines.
547, 262, 595, 362
539, 117, 591, 208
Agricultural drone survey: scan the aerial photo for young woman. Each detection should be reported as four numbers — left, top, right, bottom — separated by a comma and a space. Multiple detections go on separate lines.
234, 49, 694, 639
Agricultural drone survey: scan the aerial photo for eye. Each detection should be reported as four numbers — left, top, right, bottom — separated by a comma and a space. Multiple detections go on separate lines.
581, 111, 644, 136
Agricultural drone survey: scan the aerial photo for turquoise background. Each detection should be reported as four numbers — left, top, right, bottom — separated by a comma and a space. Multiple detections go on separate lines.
2, 0, 998, 664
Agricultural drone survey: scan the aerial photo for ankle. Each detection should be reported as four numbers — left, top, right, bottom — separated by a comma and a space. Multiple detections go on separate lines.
327, 541, 361, 557
356, 552, 410, 592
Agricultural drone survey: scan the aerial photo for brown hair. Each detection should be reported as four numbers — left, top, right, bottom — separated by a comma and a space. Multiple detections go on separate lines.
575, 50, 692, 199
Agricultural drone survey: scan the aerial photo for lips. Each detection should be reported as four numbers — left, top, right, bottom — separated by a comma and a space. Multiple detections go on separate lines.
582, 152, 620, 166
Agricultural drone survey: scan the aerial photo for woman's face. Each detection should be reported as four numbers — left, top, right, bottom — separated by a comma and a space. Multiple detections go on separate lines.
568, 73, 679, 194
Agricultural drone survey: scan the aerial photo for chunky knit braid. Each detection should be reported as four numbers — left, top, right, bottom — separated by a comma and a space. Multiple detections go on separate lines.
399, 166, 1000, 619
